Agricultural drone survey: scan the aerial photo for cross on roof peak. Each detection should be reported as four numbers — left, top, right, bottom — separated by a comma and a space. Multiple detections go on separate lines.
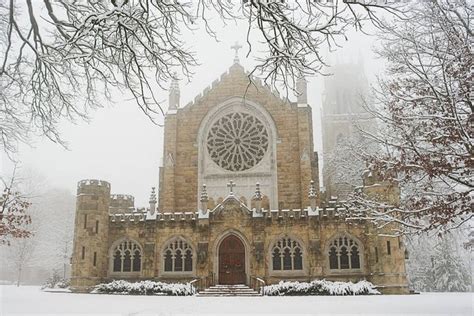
231, 41, 242, 64
227, 180, 236, 195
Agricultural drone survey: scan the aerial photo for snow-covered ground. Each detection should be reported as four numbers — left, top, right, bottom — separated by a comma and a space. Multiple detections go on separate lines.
1, 285, 472, 316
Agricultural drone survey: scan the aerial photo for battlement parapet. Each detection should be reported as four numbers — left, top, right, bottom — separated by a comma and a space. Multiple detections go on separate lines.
110, 212, 148, 223
108, 204, 364, 225
110, 210, 197, 223
77, 179, 111, 195
110, 194, 134, 201
110, 194, 135, 209
258, 206, 357, 222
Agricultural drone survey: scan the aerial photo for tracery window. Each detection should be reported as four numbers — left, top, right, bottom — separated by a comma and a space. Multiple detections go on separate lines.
112, 240, 142, 273
328, 236, 361, 271
163, 237, 193, 272
207, 112, 269, 171
271, 237, 303, 271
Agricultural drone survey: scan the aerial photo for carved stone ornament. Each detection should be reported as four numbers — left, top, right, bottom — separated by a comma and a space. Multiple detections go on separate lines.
212, 196, 252, 219
207, 112, 269, 171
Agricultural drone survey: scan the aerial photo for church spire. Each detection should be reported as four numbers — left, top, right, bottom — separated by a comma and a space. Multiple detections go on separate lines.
231, 41, 243, 64
168, 75, 180, 111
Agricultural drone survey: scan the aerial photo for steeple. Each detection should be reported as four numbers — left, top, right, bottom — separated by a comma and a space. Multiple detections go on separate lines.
168, 75, 180, 111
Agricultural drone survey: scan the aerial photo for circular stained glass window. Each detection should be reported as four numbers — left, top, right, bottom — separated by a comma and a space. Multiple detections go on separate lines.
207, 112, 269, 171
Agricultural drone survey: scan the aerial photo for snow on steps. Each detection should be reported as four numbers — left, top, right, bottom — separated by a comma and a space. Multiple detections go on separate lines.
197, 284, 260, 297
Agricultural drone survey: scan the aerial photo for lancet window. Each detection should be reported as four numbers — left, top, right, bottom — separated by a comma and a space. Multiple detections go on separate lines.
328, 235, 361, 271
163, 237, 193, 272
112, 240, 142, 273
271, 237, 303, 271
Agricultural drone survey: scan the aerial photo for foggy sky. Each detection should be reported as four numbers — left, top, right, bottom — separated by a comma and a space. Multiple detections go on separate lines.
2, 18, 384, 207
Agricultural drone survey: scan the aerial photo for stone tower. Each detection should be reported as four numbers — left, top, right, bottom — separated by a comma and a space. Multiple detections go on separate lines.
362, 171, 409, 294
70, 179, 111, 292
321, 60, 373, 198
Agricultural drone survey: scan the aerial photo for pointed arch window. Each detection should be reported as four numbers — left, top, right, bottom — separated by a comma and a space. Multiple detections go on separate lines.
328, 235, 362, 271
163, 237, 194, 273
111, 240, 142, 273
271, 237, 303, 271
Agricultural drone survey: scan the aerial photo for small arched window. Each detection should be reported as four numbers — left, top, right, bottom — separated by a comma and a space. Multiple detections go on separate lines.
163, 237, 193, 273
271, 237, 303, 271
328, 235, 361, 271
111, 240, 142, 273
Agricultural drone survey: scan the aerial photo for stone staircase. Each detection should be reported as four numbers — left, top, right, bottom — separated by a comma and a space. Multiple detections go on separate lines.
197, 284, 261, 297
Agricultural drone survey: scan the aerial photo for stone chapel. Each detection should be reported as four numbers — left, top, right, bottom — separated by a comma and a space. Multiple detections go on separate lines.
70, 49, 409, 294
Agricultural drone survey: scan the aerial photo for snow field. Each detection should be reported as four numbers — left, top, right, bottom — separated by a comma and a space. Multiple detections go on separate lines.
1, 285, 473, 316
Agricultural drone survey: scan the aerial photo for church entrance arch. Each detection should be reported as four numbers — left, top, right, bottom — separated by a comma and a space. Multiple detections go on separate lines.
218, 235, 246, 285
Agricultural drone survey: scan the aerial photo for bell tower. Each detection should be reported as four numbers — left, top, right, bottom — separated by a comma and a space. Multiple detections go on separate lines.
321, 60, 372, 198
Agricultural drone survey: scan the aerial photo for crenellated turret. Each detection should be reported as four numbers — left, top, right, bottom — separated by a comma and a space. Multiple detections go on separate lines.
362, 168, 400, 206
361, 169, 408, 294
71, 179, 111, 292
109, 194, 135, 214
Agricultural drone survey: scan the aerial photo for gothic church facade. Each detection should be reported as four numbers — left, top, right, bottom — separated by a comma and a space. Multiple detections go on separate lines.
71, 56, 409, 294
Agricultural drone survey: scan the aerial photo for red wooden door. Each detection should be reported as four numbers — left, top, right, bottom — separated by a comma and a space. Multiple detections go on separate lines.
218, 235, 246, 285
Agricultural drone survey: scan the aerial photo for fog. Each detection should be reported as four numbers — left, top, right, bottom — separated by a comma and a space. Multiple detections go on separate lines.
3, 19, 383, 207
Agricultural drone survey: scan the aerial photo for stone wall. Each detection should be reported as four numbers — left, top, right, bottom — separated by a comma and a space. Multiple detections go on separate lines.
103, 201, 408, 294
159, 63, 318, 212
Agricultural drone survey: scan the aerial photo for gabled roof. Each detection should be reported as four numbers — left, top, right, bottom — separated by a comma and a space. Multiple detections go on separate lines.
210, 193, 252, 216
180, 62, 293, 110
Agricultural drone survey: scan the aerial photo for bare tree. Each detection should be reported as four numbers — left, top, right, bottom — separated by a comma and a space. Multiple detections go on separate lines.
349, 0, 473, 234
9, 234, 37, 286
36, 188, 75, 279
0, 0, 402, 156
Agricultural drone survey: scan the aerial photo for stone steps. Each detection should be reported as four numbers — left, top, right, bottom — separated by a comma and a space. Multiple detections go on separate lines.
197, 284, 261, 297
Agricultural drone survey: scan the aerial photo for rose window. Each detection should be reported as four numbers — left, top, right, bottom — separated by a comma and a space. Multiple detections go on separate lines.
207, 112, 269, 171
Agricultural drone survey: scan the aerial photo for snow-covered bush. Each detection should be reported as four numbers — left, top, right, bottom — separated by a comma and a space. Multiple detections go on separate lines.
91, 280, 196, 296
41, 279, 70, 290
41, 270, 70, 290
264, 279, 380, 296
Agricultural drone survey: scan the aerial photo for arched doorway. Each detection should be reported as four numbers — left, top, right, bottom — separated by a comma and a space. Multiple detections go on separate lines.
218, 235, 246, 284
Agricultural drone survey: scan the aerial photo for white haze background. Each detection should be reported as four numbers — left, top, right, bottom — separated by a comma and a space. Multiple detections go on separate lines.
1, 20, 381, 207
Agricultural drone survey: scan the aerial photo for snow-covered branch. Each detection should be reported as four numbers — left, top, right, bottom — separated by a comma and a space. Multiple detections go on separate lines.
354, 0, 472, 234
0, 0, 403, 155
